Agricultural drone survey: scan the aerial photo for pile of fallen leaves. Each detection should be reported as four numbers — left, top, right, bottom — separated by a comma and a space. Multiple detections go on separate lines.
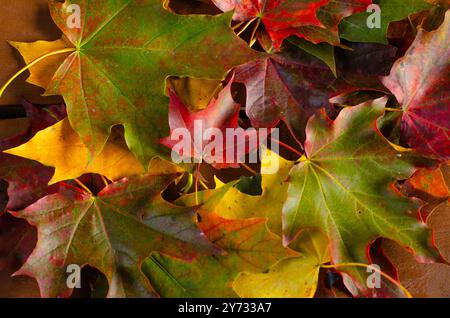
0, 0, 449, 298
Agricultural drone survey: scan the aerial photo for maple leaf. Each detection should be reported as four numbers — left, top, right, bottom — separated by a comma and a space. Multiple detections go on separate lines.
232, 229, 329, 297
213, 0, 371, 47
0, 213, 39, 297
288, 37, 337, 76
11, 0, 262, 165
282, 98, 438, 292
403, 165, 450, 200
10, 159, 220, 297
173, 151, 330, 297
160, 80, 257, 169
0, 101, 66, 151
9, 39, 70, 91
335, 42, 398, 91
382, 11, 450, 160
428, 202, 450, 263
383, 202, 450, 297
166, 77, 222, 111
234, 44, 336, 142
175, 149, 294, 234
214, 0, 331, 48
383, 239, 450, 298
6, 118, 145, 184
0, 102, 64, 212
143, 213, 295, 297
339, 0, 433, 44
0, 154, 56, 213
0, 118, 29, 148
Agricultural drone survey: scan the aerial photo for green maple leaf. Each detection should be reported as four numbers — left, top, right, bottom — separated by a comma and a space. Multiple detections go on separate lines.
143, 213, 294, 297
339, 0, 433, 44
22, 0, 262, 164
282, 98, 438, 291
11, 160, 220, 298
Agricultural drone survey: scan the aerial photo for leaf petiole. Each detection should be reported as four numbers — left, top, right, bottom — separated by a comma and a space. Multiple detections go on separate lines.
271, 138, 303, 157
249, 18, 261, 47
180, 173, 194, 193
240, 162, 257, 174
0, 48, 76, 99
74, 178, 94, 196
232, 21, 245, 31
384, 107, 404, 112
336, 104, 403, 112
195, 163, 201, 205
235, 18, 258, 37
100, 175, 110, 187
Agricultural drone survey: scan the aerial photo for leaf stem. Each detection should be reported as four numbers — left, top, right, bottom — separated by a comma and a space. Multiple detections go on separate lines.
336, 104, 403, 113
284, 123, 305, 151
209, 82, 223, 102
74, 178, 93, 196
42, 107, 61, 121
232, 21, 245, 31
271, 138, 303, 158
249, 18, 261, 47
100, 175, 110, 187
180, 172, 193, 193
195, 163, 201, 205
235, 18, 258, 37
407, 16, 417, 36
384, 107, 403, 112
0, 48, 76, 99
240, 162, 257, 174
321, 262, 412, 298
199, 179, 208, 189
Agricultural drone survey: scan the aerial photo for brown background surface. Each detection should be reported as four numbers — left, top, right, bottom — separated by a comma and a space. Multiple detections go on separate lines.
0, 0, 61, 107
0, 0, 59, 298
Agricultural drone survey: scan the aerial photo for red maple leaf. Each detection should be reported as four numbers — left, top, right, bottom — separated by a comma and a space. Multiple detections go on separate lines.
234, 44, 336, 142
382, 12, 450, 160
160, 80, 258, 169
213, 0, 371, 47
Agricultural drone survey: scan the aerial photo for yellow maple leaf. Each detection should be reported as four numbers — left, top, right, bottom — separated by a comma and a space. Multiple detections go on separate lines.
9, 39, 72, 91
5, 118, 145, 184
232, 230, 330, 298
176, 149, 294, 234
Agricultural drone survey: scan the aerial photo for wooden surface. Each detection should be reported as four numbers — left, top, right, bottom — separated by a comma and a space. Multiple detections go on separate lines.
0, 0, 60, 297
0, 0, 62, 107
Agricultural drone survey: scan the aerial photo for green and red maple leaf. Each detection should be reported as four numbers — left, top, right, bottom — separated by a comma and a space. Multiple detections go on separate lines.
12, 167, 221, 297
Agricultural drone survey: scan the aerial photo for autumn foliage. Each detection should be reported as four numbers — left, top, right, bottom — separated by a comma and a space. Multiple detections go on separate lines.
0, 0, 449, 298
